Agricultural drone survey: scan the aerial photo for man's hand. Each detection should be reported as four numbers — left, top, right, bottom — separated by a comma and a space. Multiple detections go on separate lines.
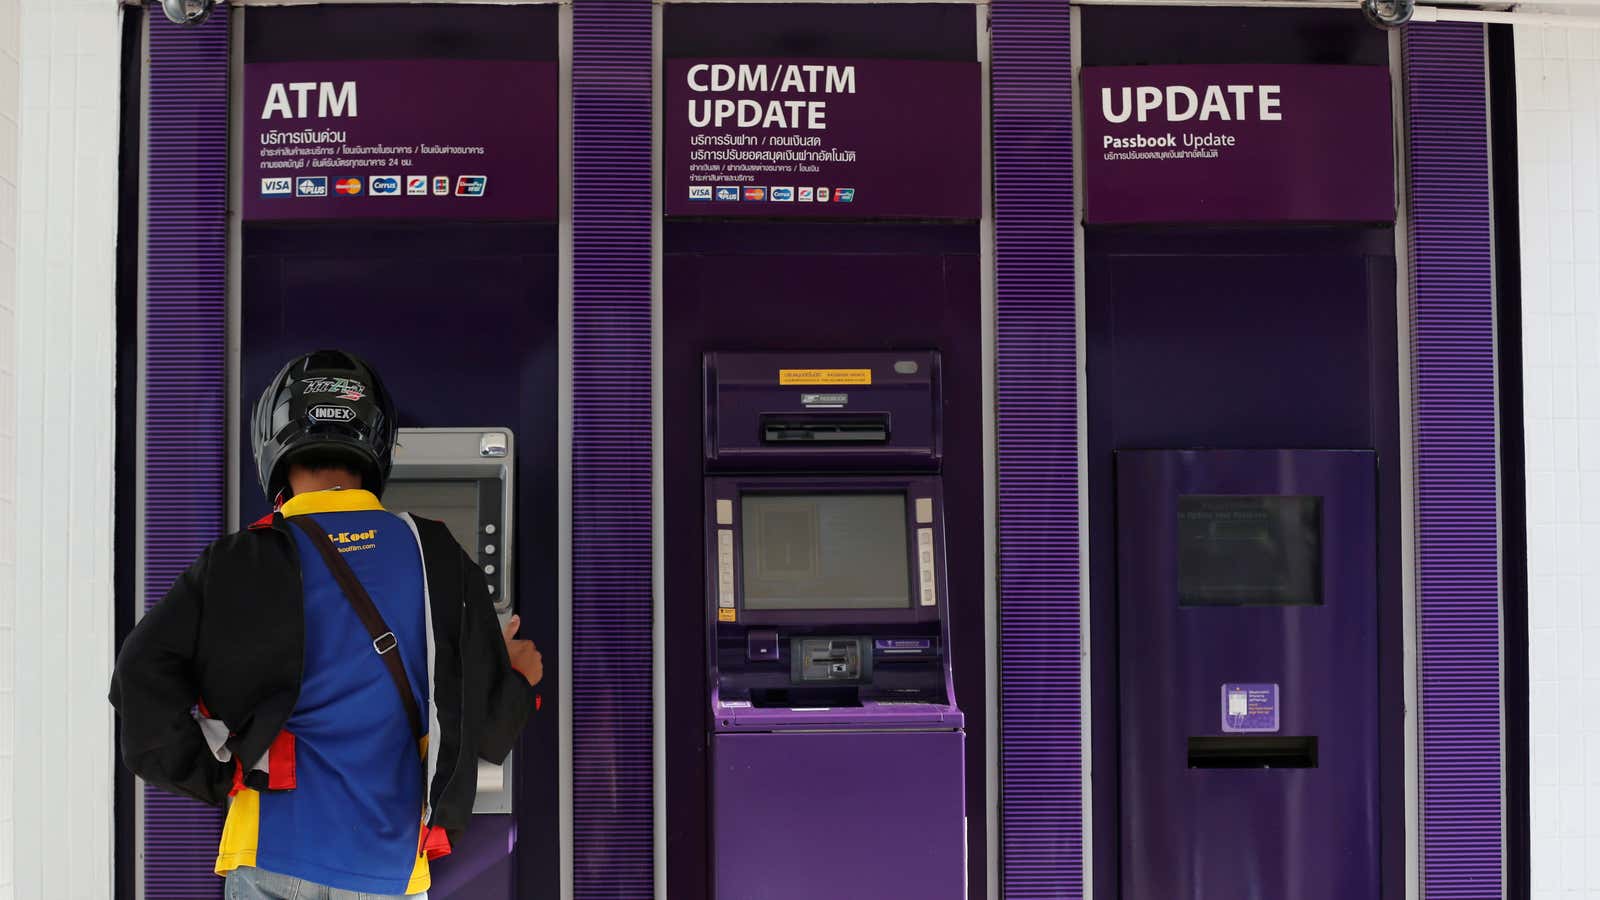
502, 615, 543, 688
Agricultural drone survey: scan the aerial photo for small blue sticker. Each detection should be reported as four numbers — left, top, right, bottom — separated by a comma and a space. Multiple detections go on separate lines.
1221, 683, 1280, 733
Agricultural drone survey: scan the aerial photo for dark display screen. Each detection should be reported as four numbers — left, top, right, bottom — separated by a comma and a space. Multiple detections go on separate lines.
1178, 495, 1322, 605
741, 493, 911, 610
382, 480, 481, 563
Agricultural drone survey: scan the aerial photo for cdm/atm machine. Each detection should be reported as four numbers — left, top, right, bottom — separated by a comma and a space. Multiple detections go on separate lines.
704, 351, 966, 900
1117, 449, 1379, 899
383, 427, 519, 815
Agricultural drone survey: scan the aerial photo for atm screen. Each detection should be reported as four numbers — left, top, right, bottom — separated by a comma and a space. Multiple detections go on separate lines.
740, 493, 911, 610
1178, 495, 1322, 605
383, 480, 481, 563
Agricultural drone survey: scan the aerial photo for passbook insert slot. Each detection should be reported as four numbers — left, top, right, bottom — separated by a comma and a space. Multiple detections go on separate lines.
1187, 736, 1318, 769
760, 413, 889, 444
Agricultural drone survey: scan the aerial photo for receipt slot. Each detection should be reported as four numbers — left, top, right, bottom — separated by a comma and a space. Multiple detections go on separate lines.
1116, 449, 1379, 900
705, 352, 965, 900
384, 427, 516, 815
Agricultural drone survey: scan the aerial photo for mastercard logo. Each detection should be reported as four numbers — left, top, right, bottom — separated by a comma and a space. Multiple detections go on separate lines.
334, 177, 362, 196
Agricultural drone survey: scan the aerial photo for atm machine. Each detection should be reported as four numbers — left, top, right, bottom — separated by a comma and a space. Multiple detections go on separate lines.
384, 426, 521, 814
703, 351, 966, 900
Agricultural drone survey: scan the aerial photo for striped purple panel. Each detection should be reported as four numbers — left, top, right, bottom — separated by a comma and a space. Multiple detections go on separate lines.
571, 1, 655, 897
143, 10, 229, 899
1403, 23, 1503, 898
991, 1, 1083, 898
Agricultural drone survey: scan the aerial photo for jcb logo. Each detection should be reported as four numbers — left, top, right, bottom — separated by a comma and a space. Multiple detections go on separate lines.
327, 529, 377, 544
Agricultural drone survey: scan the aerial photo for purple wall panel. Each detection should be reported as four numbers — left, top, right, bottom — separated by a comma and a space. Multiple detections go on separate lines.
143, 11, 230, 899
1403, 23, 1504, 898
572, 1, 655, 897
991, 1, 1083, 897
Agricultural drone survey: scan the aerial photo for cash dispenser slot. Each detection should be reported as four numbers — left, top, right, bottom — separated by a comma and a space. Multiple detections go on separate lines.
1187, 736, 1319, 769
749, 687, 863, 709
760, 413, 889, 444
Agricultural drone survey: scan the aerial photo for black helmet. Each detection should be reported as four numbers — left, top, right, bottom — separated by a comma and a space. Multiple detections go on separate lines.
251, 350, 398, 503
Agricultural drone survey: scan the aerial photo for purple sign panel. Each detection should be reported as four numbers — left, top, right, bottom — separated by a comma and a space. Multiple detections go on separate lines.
1082, 64, 1393, 224
1221, 683, 1280, 733
664, 58, 981, 219
244, 60, 557, 221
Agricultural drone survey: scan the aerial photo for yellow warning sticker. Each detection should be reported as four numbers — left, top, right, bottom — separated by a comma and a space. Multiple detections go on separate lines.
718, 608, 737, 623
778, 368, 872, 386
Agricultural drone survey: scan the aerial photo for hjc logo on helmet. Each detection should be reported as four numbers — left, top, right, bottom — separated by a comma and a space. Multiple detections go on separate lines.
308, 405, 356, 423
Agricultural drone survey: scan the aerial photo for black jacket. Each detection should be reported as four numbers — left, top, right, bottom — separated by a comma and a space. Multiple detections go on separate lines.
108, 511, 535, 842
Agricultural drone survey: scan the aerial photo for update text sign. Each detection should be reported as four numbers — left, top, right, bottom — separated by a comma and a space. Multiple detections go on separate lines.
664, 58, 981, 219
1082, 64, 1393, 224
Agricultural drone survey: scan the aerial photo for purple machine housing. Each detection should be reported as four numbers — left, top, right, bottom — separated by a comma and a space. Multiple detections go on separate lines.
703, 351, 966, 900
1116, 449, 1380, 899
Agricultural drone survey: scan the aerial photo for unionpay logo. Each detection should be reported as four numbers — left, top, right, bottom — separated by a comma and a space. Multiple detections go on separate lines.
715, 186, 740, 202
334, 177, 363, 196
295, 176, 328, 198
432, 176, 450, 196
369, 176, 401, 196
797, 187, 815, 202
817, 187, 831, 202
260, 177, 292, 197
405, 175, 429, 196
455, 175, 487, 197
836, 188, 855, 203
770, 186, 794, 202
743, 187, 766, 202
688, 185, 713, 201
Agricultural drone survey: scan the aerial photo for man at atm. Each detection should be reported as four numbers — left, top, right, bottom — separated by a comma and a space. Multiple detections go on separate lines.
109, 350, 542, 899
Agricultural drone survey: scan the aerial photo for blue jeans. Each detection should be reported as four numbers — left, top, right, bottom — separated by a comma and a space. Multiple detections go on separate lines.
225, 865, 426, 900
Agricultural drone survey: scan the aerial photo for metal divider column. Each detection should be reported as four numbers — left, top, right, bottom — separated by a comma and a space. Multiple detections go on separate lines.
142, 9, 231, 898
1403, 21, 1505, 899
571, 1, 657, 897
991, 1, 1085, 897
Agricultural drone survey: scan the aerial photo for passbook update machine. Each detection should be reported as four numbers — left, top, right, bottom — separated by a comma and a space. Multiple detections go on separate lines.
703, 351, 966, 900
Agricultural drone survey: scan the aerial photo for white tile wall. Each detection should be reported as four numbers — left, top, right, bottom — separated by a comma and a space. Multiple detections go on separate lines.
3, 0, 120, 896
1518, 22, 1600, 900
0, 1, 15, 896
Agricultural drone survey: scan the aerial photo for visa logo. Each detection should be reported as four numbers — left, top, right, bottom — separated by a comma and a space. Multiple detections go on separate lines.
715, 186, 740, 201
688, 185, 713, 201
455, 175, 487, 197
369, 176, 401, 196
334, 177, 362, 196
295, 176, 327, 198
770, 186, 794, 202
743, 187, 766, 202
260, 177, 292, 196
